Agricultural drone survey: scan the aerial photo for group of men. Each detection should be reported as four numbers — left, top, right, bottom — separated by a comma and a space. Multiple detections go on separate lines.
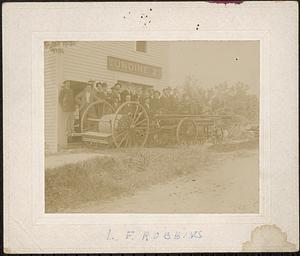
69, 80, 183, 115
58, 80, 206, 136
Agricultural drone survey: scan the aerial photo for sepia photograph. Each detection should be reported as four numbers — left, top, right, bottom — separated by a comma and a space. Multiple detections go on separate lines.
3, 1, 298, 253
44, 40, 260, 214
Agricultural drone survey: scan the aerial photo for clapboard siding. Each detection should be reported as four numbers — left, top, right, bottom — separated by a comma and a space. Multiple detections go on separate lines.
44, 49, 58, 153
45, 41, 169, 152
62, 41, 169, 89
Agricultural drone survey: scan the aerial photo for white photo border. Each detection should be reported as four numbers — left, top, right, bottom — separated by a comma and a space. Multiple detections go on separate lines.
4, 2, 298, 253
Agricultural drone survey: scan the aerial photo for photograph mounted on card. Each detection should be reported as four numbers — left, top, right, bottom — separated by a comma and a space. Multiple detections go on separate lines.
3, 1, 298, 253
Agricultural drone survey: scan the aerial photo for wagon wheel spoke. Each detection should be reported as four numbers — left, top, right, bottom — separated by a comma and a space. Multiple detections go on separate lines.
114, 129, 128, 140
132, 105, 140, 124
117, 132, 128, 147
133, 110, 145, 124
135, 118, 147, 127
135, 126, 148, 131
112, 101, 149, 148
80, 100, 114, 134
133, 113, 142, 124
113, 119, 130, 145
135, 126, 147, 134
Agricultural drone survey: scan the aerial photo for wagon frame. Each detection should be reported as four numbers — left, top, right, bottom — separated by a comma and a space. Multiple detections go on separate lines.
80, 100, 230, 148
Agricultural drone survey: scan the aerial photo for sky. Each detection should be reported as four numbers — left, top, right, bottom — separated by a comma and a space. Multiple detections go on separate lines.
168, 41, 260, 95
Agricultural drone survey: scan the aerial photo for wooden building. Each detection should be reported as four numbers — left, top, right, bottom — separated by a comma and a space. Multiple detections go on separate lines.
44, 41, 170, 153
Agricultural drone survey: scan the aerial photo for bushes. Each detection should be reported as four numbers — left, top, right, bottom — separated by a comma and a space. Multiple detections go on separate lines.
182, 78, 259, 123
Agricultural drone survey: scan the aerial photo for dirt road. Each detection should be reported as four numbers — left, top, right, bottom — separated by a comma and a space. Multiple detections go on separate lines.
61, 145, 259, 213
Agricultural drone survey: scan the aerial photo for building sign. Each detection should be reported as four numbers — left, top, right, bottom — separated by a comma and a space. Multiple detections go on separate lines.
107, 56, 162, 79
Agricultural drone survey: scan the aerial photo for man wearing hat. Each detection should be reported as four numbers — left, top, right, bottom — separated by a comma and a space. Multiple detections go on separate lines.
95, 81, 109, 100
93, 81, 111, 117
120, 88, 132, 104
59, 80, 76, 135
111, 83, 122, 101
130, 88, 139, 102
144, 96, 151, 111
111, 82, 122, 92
139, 87, 150, 105
109, 84, 121, 109
119, 90, 133, 114
110, 93, 120, 110
160, 86, 172, 113
59, 80, 75, 113
150, 90, 162, 114
120, 89, 131, 104
170, 87, 180, 113
75, 81, 100, 120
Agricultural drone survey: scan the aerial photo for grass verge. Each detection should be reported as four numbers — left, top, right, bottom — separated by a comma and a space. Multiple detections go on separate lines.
45, 145, 212, 212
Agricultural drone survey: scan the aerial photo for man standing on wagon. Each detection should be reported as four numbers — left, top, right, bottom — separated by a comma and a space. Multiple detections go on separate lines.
160, 86, 172, 113
151, 90, 162, 114
109, 84, 122, 109
95, 82, 109, 101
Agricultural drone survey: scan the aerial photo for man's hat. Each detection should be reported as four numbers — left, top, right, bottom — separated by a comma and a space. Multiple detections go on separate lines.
96, 81, 108, 87
113, 82, 121, 88
154, 90, 161, 95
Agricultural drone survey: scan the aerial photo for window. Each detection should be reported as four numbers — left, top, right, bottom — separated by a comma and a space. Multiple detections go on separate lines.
136, 41, 147, 53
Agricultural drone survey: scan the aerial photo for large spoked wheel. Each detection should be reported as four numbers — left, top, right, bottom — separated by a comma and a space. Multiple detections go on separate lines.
112, 101, 150, 148
176, 118, 197, 144
80, 100, 114, 133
